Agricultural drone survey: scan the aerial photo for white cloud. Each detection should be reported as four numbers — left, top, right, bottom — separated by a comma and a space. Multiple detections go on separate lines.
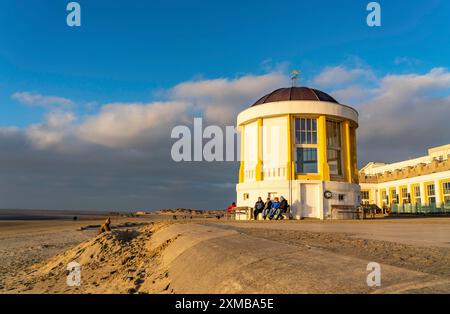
10, 72, 288, 149
170, 72, 288, 125
17, 72, 287, 150
12, 91, 74, 109
330, 85, 374, 105
312, 65, 375, 88
26, 112, 77, 149
77, 101, 190, 148
358, 67, 450, 164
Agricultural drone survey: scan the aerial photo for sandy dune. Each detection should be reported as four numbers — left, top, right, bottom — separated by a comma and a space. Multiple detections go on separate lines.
1, 219, 449, 293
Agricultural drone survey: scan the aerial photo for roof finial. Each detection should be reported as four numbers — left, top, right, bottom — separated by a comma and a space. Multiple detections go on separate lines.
290, 69, 300, 87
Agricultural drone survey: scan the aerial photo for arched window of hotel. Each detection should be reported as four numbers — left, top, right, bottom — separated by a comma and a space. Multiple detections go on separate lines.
426, 183, 436, 205
443, 181, 450, 207
294, 118, 317, 173
326, 120, 342, 176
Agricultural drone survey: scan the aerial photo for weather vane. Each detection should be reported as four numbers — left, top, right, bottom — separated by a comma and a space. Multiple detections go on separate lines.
290, 69, 300, 87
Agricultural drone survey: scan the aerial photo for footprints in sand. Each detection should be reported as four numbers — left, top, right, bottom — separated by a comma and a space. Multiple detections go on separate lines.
1, 222, 182, 294
4, 222, 179, 294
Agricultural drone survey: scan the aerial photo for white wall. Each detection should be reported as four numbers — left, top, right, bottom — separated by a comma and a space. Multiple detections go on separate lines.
236, 180, 360, 220
262, 116, 288, 180
237, 100, 358, 126
323, 181, 360, 219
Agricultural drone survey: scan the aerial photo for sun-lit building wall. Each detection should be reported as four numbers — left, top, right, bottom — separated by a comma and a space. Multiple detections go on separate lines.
360, 144, 450, 211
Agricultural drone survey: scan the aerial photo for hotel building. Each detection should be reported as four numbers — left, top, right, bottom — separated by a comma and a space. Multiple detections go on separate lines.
359, 144, 450, 213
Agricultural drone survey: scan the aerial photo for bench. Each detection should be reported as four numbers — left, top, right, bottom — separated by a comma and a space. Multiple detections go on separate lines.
226, 207, 252, 220
330, 205, 361, 220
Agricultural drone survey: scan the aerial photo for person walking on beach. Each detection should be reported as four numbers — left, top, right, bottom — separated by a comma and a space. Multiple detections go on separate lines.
262, 197, 272, 219
253, 197, 264, 220
268, 197, 280, 220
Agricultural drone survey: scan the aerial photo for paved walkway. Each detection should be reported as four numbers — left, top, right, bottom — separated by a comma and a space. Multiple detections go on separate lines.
150, 222, 449, 293
220, 218, 450, 248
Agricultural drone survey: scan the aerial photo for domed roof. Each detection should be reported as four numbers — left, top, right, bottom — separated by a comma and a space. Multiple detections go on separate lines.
251, 86, 339, 107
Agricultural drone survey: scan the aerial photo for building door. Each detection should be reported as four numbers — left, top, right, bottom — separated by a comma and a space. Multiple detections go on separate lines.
301, 184, 319, 218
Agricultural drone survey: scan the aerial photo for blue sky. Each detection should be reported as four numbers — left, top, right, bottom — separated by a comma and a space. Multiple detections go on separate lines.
0, 0, 450, 210
1, 0, 449, 126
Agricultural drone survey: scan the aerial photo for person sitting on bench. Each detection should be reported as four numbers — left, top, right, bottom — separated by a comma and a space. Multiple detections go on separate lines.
227, 202, 237, 213
274, 196, 289, 220
253, 197, 264, 219
262, 197, 272, 219
268, 197, 280, 220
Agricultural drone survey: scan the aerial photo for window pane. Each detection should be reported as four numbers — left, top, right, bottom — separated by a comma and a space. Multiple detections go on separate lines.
443, 182, 450, 194
326, 120, 342, 176
295, 118, 318, 144
427, 184, 435, 196
301, 131, 306, 144
312, 132, 317, 144
327, 149, 342, 176
414, 186, 420, 197
445, 196, 450, 205
401, 188, 408, 198
296, 148, 317, 173
326, 120, 341, 148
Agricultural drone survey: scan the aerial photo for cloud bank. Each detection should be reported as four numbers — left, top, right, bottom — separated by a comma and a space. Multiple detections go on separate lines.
1, 66, 450, 210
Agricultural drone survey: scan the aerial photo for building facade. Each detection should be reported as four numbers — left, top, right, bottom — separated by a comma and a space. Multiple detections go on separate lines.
360, 144, 450, 213
236, 87, 360, 219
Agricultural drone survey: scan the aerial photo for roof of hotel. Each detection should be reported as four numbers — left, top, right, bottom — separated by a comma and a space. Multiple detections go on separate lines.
360, 144, 450, 175
251, 86, 339, 107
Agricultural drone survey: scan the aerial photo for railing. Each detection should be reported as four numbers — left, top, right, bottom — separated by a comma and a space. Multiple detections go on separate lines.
244, 169, 255, 181
244, 165, 287, 181
263, 166, 287, 180
359, 158, 450, 184
390, 203, 450, 215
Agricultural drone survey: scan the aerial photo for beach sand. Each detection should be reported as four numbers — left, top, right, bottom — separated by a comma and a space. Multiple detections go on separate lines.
1, 217, 449, 293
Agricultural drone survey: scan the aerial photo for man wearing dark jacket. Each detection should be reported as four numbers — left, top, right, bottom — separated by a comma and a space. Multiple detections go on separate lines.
262, 197, 272, 220
274, 196, 289, 220
253, 197, 264, 220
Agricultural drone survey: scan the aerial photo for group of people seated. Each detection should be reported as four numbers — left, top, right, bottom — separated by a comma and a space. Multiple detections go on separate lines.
253, 196, 290, 220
